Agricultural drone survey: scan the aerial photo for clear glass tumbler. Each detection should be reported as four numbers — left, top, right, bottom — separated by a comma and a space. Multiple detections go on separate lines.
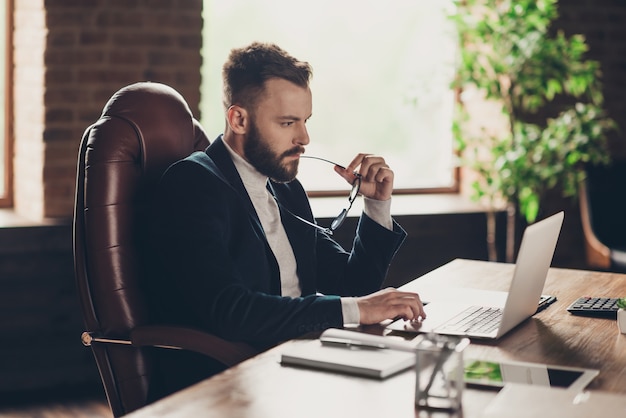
415, 334, 470, 412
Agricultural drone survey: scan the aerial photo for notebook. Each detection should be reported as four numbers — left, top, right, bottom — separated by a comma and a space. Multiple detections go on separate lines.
387, 211, 564, 340
280, 329, 418, 379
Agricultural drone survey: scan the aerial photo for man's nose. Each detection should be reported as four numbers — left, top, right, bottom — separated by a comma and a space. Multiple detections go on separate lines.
295, 123, 310, 146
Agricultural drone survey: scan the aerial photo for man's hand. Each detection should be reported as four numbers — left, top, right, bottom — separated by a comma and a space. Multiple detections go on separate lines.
355, 287, 426, 325
334, 153, 394, 201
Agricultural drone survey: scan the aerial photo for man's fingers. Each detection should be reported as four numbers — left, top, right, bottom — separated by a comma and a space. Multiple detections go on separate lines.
333, 164, 360, 184
395, 294, 426, 321
384, 290, 426, 321
355, 288, 426, 324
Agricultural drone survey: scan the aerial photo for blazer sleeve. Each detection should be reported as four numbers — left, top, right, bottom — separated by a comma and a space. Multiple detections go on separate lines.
314, 213, 407, 297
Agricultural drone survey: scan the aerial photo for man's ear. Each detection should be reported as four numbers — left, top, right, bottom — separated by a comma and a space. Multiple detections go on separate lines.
226, 105, 248, 135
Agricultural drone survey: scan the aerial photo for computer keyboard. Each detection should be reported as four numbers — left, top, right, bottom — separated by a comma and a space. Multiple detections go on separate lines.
566, 297, 620, 318
437, 306, 502, 334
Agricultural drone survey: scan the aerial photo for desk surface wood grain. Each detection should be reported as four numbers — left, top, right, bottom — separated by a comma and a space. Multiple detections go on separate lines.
126, 259, 626, 418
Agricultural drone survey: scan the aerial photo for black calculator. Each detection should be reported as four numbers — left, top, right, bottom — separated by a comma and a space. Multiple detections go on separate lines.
566, 297, 620, 318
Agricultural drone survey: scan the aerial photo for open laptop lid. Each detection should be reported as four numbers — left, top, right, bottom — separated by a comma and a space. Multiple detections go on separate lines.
495, 211, 564, 337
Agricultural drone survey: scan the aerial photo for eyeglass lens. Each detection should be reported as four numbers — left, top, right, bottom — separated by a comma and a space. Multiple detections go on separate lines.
330, 209, 348, 231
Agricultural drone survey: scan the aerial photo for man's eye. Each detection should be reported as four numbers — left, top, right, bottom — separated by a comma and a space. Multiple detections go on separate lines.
282, 121, 294, 127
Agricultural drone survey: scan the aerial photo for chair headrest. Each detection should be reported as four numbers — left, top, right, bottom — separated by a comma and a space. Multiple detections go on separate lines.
96, 81, 209, 180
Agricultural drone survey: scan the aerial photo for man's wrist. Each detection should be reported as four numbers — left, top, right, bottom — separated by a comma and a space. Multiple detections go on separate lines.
363, 197, 392, 230
340, 297, 361, 326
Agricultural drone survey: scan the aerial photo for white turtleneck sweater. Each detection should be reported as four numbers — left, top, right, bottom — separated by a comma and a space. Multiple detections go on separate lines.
224, 141, 393, 326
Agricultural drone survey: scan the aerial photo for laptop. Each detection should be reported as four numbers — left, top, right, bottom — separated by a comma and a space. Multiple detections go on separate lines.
387, 211, 564, 340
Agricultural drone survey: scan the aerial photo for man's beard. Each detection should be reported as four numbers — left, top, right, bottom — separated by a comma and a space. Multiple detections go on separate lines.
244, 120, 303, 183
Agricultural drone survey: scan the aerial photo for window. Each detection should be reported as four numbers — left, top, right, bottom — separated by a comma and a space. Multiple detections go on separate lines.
0, 1, 11, 207
201, 0, 457, 193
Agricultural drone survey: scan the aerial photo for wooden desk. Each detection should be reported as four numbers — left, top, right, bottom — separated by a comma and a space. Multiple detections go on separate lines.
126, 259, 626, 418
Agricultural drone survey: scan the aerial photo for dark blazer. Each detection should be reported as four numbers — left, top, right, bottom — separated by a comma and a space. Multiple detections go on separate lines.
152, 136, 407, 348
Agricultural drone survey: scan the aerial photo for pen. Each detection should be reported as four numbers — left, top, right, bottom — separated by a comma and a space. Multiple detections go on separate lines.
320, 337, 389, 350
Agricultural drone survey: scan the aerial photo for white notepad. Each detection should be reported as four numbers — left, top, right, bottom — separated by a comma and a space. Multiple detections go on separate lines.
280, 329, 417, 379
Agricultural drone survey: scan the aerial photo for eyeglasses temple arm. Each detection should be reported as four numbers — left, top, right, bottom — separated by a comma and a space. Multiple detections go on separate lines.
288, 211, 334, 236
272, 195, 334, 235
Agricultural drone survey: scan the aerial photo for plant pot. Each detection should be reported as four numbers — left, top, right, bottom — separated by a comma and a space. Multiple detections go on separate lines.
618, 309, 626, 334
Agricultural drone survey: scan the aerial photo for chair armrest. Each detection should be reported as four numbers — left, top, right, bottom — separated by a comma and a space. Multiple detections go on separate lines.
130, 325, 259, 367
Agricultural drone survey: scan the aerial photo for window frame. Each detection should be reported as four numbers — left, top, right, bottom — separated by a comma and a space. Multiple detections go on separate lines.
0, 0, 13, 208
306, 170, 459, 198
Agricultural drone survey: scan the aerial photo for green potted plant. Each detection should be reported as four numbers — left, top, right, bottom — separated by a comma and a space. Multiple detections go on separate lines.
617, 298, 626, 334
450, 0, 616, 261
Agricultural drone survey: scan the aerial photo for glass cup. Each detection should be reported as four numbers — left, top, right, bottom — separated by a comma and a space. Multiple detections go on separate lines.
415, 334, 470, 412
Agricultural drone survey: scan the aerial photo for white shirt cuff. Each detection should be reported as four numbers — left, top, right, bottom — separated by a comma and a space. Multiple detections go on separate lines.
340, 297, 361, 326
363, 197, 393, 230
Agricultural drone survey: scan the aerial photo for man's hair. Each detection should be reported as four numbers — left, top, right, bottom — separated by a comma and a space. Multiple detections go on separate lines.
222, 42, 313, 111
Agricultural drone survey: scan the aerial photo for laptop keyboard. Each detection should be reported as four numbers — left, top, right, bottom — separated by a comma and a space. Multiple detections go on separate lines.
437, 306, 502, 334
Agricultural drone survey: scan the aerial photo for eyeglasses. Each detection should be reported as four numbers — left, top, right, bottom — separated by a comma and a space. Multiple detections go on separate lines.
276, 155, 361, 235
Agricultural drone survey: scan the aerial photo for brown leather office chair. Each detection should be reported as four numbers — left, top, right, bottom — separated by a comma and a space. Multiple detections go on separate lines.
73, 82, 257, 417
579, 161, 626, 272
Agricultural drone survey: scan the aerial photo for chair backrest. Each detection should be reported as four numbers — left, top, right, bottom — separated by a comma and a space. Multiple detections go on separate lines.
73, 82, 210, 416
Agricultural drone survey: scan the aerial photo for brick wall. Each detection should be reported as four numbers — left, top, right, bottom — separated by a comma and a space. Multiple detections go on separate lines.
12, 0, 204, 220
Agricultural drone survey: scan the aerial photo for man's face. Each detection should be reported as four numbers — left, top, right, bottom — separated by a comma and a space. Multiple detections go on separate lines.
243, 78, 312, 183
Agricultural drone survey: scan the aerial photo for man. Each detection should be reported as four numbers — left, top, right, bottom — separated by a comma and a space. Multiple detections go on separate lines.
151, 42, 424, 394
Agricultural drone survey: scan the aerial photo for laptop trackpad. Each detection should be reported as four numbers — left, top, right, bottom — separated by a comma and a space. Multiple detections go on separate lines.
387, 301, 471, 333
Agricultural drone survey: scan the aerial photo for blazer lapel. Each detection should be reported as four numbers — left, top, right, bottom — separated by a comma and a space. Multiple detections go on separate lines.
205, 136, 259, 219
204, 136, 281, 294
